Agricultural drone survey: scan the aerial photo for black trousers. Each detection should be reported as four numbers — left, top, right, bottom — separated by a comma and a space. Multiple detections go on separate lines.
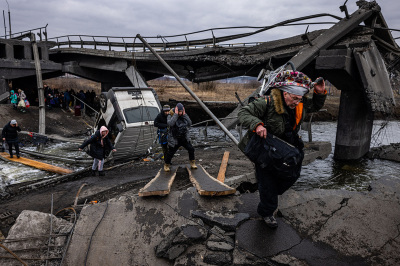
164, 138, 195, 164
161, 143, 168, 156
255, 163, 299, 217
7, 140, 20, 156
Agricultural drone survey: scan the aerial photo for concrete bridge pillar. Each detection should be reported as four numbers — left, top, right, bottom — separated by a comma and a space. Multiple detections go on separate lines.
0, 79, 10, 103
334, 90, 374, 160
316, 48, 374, 160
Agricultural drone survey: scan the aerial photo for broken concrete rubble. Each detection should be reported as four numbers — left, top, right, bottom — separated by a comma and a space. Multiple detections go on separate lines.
1, 175, 399, 265
191, 210, 250, 231
368, 143, 400, 162
0, 210, 73, 264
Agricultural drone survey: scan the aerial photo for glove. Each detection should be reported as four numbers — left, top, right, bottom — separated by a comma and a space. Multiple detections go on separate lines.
169, 109, 174, 116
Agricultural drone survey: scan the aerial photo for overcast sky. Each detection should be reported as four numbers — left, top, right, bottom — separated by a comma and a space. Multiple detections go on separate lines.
1, 0, 399, 45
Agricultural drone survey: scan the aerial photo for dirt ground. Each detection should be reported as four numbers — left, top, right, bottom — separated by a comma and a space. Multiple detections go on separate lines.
0, 105, 94, 138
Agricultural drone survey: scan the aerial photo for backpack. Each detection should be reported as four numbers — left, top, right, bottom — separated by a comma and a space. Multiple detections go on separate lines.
158, 128, 168, 144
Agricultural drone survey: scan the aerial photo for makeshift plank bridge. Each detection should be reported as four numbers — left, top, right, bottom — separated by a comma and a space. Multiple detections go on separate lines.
139, 164, 235, 197
0, 152, 74, 175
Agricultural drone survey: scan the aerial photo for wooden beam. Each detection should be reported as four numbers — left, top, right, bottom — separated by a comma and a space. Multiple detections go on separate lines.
187, 165, 235, 196
138, 167, 177, 196
0, 152, 73, 175
217, 151, 230, 183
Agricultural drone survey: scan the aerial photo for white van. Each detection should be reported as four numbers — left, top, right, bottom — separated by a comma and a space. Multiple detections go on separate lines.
94, 87, 161, 160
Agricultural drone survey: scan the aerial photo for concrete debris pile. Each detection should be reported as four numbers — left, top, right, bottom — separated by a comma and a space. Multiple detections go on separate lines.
1, 175, 399, 265
368, 143, 400, 162
0, 210, 73, 265
155, 210, 250, 264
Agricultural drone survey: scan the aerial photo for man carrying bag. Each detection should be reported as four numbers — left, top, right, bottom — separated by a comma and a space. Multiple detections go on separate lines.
238, 70, 326, 228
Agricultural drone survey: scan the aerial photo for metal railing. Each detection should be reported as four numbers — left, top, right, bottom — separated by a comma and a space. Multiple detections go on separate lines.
47, 13, 342, 52
70, 94, 99, 118
0, 24, 48, 41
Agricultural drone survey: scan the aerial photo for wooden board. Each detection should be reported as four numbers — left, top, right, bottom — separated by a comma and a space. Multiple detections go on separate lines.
138, 167, 177, 196
0, 152, 74, 175
187, 165, 236, 196
217, 151, 230, 183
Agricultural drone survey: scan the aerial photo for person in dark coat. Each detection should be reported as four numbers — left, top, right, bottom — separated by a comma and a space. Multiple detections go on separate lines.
163, 103, 197, 172
154, 104, 171, 157
238, 70, 326, 228
79, 126, 116, 176
64, 90, 71, 110
78, 90, 86, 109
2, 120, 22, 158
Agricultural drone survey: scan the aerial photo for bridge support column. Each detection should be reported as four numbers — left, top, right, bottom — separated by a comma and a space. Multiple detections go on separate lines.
316, 48, 374, 160
334, 90, 374, 160
0, 79, 10, 103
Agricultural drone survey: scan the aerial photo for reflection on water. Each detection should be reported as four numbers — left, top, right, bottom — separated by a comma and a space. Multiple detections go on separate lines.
1, 120, 400, 191
295, 120, 400, 191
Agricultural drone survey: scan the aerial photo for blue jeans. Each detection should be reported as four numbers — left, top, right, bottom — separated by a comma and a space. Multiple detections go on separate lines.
92, 158, 104, 171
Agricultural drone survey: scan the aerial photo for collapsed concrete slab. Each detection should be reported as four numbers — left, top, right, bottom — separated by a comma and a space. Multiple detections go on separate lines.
3, 174, 398, 265
64, 188, 242, 265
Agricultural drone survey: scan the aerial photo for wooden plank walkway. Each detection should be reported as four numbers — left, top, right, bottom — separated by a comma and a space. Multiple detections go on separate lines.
187, 165, 236, 196
0, 152, 74, 175
138, 167, 177, 196
217, 151, 230, 183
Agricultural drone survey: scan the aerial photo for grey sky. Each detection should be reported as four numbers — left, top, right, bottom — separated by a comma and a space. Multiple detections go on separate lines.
1, 0, 399, 45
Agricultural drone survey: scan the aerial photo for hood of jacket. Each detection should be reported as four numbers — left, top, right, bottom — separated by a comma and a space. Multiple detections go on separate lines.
270, 88, 285, 115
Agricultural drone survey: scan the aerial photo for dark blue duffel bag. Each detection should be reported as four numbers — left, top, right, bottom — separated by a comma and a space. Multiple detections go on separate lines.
244, 133, 304, 179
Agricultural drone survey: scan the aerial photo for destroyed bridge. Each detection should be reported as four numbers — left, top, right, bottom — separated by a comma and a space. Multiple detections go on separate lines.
0, 0, 399, 160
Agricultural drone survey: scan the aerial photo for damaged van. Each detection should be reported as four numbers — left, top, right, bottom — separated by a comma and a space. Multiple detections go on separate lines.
94, 87, 161, 160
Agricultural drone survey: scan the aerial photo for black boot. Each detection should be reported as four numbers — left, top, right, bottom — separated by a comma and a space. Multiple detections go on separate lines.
98, 171, 105, 176
91, 170, 97, 176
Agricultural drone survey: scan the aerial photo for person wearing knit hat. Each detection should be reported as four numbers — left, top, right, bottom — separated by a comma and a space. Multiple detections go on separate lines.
154, 105, 172, 157
79, 126, 116, 176
163, 102, 197, 171
2, 120, 22, 158
238, 70, 327, 228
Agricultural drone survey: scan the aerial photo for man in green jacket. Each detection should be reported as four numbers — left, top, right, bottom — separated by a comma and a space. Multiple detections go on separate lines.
238, 70, 326, 228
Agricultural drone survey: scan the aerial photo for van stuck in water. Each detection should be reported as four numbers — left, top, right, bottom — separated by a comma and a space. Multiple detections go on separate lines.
94, 87, 161, 160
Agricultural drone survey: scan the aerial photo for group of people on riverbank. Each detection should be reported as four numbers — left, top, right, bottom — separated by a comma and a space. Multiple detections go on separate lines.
43, 84, 97, 110
8, 85, 98, 112
9, 89, 29, 113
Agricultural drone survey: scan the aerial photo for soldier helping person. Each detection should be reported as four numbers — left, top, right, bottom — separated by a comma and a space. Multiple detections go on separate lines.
238, 70, 327, 228
163, 103, 197, 172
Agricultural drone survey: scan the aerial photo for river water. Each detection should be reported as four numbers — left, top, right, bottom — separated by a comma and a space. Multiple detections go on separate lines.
190, 120, 400, 191
1, 120, 400, 191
